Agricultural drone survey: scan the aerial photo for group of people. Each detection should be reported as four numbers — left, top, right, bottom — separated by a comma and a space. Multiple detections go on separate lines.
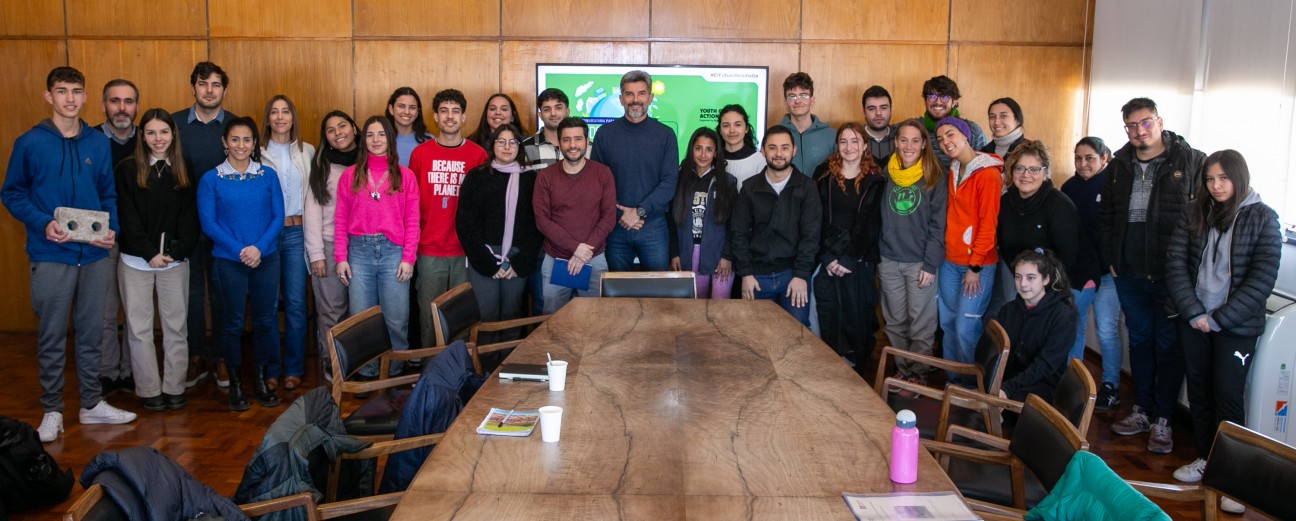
4, 63, 1282, 507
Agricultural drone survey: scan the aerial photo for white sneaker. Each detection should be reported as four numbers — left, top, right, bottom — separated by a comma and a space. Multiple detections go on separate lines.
79, 400, 137, 425
1220, 496, 1245, 514
36, 412, 62, 443
1173, 458, 1207, 482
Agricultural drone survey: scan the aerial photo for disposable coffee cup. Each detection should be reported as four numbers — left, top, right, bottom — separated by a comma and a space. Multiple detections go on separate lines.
547, 360, 568, 392
539, 405, 563, 442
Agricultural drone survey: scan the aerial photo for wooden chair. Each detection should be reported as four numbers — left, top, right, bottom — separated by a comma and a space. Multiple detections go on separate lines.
599, 271, 696, 298
935, 357, 1097, 443
326, 305, 465, 436
924, 394, 1087, 513
428, 282, 550, 375
1130, 421, 1296, 520
65, 484, 321, 521
873, 319, 1011, 439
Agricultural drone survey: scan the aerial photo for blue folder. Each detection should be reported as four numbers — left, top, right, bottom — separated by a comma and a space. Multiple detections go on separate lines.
551, 258, 593, 291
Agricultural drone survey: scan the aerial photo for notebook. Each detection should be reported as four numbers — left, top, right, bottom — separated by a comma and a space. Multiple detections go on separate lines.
498, 363, 549, 381
476, 408, 540, 437
550, 258, 593, 291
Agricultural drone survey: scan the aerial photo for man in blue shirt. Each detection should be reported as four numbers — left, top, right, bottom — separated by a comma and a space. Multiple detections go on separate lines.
2, 66, 138, 443
590, 70, 678, 271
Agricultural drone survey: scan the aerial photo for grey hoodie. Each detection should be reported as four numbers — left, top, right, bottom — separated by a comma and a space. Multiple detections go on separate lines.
1194, 189, 1263, 330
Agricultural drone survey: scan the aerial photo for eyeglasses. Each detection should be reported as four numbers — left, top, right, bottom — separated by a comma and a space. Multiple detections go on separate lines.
1123, 117, 1160, 133
495, 139, 520, 147
1012, 165, 1047, 176
925, 94, 954, 104
785, 93, 811, 101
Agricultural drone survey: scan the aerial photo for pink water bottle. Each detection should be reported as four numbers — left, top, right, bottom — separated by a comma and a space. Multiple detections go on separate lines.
890, 409, 919, 484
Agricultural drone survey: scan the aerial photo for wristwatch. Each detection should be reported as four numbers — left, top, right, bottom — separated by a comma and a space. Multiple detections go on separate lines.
968, 264, 982, 273
635, 207, 647, 219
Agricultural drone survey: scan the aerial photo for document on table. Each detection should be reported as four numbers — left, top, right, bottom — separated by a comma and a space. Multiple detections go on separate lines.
842, 492, 980, 521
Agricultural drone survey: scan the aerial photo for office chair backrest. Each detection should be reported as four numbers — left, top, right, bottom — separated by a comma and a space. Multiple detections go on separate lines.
1202, 421, 1296, 519
430, 283, 481, 346
1052, 358, 1097, 437
1009, 395, 1085, 492
329, 306, 393, 378
600, 271, 696, 299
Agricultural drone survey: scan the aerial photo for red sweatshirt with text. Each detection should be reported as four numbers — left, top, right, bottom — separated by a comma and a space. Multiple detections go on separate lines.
409, 139, 488, 257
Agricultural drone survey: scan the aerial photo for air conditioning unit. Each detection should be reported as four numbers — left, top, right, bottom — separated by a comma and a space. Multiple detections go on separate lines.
1245, 291, 1296, 445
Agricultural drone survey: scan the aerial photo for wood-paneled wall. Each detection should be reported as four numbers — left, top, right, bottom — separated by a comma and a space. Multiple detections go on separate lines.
0, 0, 1092, 331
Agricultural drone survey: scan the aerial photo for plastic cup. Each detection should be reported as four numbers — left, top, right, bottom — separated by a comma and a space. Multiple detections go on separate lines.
539, 405, 564, 442
547, 360, 568, 392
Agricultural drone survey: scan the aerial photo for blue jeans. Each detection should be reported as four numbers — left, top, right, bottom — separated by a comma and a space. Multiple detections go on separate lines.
1071, 276, 1125, 386
1071, 287, 1095, 361
1114, 276, 1181, 420
938, 261, 995, 386
347, 235, 410, 377
273, 225, 307, 378
213, 253, 281, 369
605, 216, 670, 271
751, 269, 811, 327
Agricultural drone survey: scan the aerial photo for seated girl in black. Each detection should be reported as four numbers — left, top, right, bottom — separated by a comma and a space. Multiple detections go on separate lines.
997, 249, 1078, 403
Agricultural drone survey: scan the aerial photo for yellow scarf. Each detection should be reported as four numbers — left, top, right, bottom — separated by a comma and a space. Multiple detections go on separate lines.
887, 153, 924, 188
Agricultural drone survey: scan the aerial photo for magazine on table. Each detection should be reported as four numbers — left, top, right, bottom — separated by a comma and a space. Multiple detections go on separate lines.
476, 408, 540, 436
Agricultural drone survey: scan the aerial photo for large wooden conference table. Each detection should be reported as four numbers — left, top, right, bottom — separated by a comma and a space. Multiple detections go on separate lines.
391, 297, 960, 520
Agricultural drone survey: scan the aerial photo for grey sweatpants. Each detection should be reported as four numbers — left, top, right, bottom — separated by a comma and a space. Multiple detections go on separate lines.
99, 245, 131, 380
32, 259, 110, 412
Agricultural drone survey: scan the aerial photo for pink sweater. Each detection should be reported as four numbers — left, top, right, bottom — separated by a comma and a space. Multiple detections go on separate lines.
334, 156, 421, 264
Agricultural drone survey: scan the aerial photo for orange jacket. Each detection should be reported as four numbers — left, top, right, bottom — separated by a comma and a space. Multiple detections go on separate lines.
944, 153, 1003, 266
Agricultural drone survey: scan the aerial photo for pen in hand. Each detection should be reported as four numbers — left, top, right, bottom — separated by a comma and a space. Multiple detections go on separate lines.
496, 409, 514, 428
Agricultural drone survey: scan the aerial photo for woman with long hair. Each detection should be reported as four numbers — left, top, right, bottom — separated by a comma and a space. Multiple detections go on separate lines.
878, 119, 946, 387
305, 110, 358, 377
456, 124, 542, 339
980, 97, 1026, 159
385, 87, 432, 167
334, 116, 420, 377
997, 249, 1077, 403
1166, 151, 1281, 503
466, 93, 523, 151
197, 116, 284, 411
259, 94, 314, 393
715, 104, 765, 188
115, 109, 199, 411
667, 127, 738, 299
813, 122, 885, 369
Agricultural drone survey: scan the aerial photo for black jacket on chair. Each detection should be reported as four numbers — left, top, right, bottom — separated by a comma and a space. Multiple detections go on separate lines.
80, 446, 247, 521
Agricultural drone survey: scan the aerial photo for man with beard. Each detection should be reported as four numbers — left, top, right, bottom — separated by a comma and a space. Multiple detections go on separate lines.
96, 79, 139, 396
920, 75, 986, 172
861, 85, 896, 165
730, 125, 822, 326
590, 70, 677, 272
1101, 97, 1204, 455
173, 61, 237, 389
533, 117, 616, 313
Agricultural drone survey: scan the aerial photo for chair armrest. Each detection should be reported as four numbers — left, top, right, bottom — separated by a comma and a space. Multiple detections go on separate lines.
1127, 480, 1206, 502
354, 434, 394, 444
936, 385, 1022, 441
881, 347, 982, 376
318, 493, 404, 520
967, 499, 1027, 520
923, 440, 1015, 466
341, 373, 419, 395
340, 432, 445, 460
945, 425, 1009, 452
240, 492, 319, 521
475, 314, 551, 332
388, 345, 448, 361
883, 377, 948, 402
478, 340, 525, 356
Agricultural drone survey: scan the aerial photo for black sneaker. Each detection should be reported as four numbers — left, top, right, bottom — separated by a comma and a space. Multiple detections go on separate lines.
1096, 382, 1120, 410
141, 395, 166, 412
163, 393, 187, 410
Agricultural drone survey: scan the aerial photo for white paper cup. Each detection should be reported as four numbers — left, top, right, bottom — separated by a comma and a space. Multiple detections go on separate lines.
539, 405, 564, 442
547, 360, 568, 392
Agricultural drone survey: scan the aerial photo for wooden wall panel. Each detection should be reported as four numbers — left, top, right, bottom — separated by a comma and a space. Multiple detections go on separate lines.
951, 44, 1087, 180
800, 43, 948, 129
353, 41, 500, 136
355, 0, 498, 37
0, 1, 64, 37
802, 0, 948, 42
652, 0, 799, 40
501, 41, 650, 125
66, 0, 206, 37
209, 0, 352, 38
502, 0, 650, 39
210, 40, 354, 144
951, 0, 1089, 44
0, 40, 68, 331
650, 42, 798, 134
68, 40, 208, 117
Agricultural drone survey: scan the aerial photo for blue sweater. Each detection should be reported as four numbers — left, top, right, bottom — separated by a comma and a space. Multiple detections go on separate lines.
590, 116, 678, 218
2, 119, 117, 265
197, 161, 285, 262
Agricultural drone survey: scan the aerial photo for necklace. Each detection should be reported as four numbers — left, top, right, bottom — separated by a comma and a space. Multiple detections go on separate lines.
366, 169, 389, 201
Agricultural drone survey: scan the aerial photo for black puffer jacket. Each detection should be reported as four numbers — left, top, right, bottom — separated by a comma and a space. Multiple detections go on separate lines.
1166, 199, 1282, 337
1099, 131, 1205, 278
80, 446, 248, 521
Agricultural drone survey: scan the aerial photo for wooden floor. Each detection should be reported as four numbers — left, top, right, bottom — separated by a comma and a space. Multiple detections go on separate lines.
0, 330, 1257, 520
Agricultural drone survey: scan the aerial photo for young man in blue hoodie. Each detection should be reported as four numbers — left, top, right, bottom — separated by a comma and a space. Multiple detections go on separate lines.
2, 66, 138, 444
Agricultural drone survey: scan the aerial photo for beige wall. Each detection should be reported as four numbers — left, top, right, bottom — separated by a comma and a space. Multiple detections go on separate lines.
0, 0, 1093, 331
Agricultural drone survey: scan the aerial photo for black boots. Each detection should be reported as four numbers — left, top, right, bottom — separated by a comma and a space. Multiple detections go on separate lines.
228, 366, 249, 412
253, 366, 280, 408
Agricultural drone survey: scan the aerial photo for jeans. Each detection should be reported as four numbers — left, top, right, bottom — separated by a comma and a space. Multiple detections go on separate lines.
1093, 274, 1124, 386
31, 259, 110, 412
349, 235, 410, 377
273, 225, 308, 378
213, 253, 281, 369
1180, 321, 1256, 457
1071, 287, 1095, 361
751, 269, 811, 327
605, 216, 670, 271
938, 261, 995, 386
1114, 276, 1181, 420
467, 268, 528, 343
540, 253, 608, 314
187, 236, 222, 361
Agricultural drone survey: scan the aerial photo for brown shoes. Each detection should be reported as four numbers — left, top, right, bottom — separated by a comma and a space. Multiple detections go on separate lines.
283, 376, 301, 391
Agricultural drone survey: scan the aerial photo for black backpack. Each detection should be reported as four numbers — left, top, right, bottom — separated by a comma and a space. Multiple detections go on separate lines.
0, 415, 74, 518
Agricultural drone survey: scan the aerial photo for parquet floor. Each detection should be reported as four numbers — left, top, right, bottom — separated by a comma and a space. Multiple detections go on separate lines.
0, 331, 1258, 520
